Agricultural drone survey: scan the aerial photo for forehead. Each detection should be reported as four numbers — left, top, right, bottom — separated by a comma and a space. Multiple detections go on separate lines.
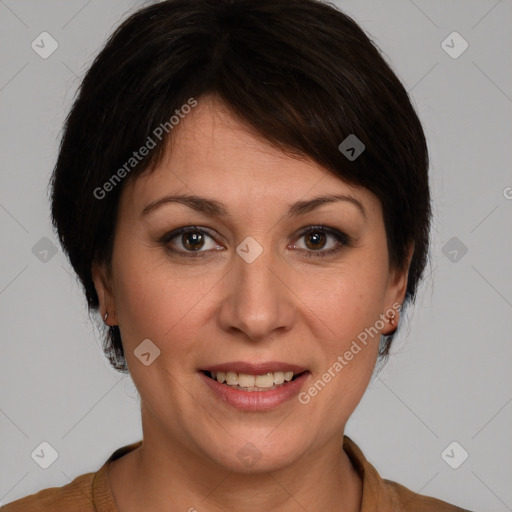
121, 96, 379, 218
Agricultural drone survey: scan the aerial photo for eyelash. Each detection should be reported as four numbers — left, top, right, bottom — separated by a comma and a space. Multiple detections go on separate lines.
159, 225, 352, 259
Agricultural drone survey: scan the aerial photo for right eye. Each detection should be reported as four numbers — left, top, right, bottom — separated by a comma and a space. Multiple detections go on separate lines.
161, 226, 224, 257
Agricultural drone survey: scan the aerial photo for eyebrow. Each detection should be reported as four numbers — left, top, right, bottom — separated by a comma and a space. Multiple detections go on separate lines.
141, 193, 367, 219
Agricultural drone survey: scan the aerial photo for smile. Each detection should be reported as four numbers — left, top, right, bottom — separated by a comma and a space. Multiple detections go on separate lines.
199, 362, 310, 410
204, 370, 303, 391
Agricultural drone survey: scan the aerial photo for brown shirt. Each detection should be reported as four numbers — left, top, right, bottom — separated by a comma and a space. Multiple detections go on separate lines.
2, 436, 472, 511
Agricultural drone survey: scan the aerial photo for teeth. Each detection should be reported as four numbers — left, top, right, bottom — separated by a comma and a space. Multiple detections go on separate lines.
273, 371, 285, 385
226, 371, 238, 385
254, 373, 274, 388
238, 373, 255, 387
210, 370, 300, 388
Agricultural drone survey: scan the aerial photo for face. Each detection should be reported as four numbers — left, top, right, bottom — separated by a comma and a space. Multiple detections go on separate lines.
93, 96, 409, 473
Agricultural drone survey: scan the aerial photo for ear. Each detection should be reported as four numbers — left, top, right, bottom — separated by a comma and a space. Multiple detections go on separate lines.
91, 261, 118, 325
382, 242, 414, 335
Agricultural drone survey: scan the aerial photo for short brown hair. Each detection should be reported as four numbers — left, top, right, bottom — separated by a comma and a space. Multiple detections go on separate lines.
51, 0, 431, 372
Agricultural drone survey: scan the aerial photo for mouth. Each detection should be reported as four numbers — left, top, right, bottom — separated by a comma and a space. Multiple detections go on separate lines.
201, 369, 308, 391
198, 362, 310, 410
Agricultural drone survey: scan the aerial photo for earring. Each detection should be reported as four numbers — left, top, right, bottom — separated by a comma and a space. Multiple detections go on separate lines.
104, 312, 109, 322
388, 311, 396, 326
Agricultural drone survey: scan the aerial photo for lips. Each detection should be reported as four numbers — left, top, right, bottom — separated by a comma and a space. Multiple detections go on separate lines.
199, 366, 310, 410
199, 361, 309, 401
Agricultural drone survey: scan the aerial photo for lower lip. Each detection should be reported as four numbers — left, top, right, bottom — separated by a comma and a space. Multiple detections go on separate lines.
199, 371, 309, 411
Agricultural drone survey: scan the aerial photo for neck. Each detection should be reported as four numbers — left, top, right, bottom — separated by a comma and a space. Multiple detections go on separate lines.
109, 416, 362, 512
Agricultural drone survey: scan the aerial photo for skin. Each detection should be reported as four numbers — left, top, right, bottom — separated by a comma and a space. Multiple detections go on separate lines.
93, 95, 411, 512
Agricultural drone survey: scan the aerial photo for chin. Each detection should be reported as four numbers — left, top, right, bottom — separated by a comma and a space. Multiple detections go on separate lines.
199, 429, 309, 474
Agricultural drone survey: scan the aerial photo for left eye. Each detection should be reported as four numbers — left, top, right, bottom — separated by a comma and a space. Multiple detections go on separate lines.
294, 229, 338, 251
291, 226, 350, 258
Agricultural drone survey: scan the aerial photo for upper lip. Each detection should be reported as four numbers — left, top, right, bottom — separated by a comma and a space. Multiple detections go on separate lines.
201, 361, 308, 374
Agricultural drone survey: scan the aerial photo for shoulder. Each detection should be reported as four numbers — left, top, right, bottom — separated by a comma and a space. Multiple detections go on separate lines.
342, 436, 475, 512
1, 472, 96, 512
384, 479, 475, 512
1, 441, 141, 512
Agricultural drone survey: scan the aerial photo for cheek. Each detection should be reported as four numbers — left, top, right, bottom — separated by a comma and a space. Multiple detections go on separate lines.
295, 250, 389, 405
295, 266, 387, 428
112, 250, 216, 357
299, 256, 389, 347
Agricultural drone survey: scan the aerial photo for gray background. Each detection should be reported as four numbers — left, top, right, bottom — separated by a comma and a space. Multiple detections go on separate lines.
1, 0, 511, 510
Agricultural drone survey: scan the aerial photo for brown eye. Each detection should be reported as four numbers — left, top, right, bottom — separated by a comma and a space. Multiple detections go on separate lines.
182, 232, 205, 251
160, 226, 223, 257
304, 231, 327, 250
292, 225, 352, 259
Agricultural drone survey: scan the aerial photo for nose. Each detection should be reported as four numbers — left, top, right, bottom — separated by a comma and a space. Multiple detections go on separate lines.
218, 239, 296, 342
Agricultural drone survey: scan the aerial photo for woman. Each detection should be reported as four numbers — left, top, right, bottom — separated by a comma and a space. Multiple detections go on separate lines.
2, 0, 474, 510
